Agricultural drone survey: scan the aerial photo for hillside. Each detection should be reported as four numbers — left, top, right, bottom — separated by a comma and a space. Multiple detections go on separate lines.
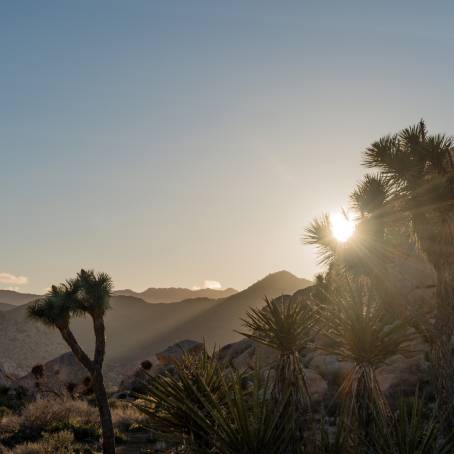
0, 290, 40, 306
0, 271, 312, 379
114, 286, 237, 303
0, 302, 15, 311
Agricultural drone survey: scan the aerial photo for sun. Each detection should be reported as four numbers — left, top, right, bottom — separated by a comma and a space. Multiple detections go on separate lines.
330, 212, 355, 242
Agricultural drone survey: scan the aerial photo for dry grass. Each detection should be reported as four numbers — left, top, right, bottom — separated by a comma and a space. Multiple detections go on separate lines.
11, 430, 82, 454
0, 414, 21, 435
111, 401, 147, 432
20, 398, 98, 433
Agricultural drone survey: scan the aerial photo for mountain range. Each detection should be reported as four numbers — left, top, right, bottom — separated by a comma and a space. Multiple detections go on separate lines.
113, 286, 237, 303
0, 290, 40, 306
0, 271, 312, 380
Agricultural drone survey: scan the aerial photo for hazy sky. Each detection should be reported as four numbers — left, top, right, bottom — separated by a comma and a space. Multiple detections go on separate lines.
2, 1, 454, 293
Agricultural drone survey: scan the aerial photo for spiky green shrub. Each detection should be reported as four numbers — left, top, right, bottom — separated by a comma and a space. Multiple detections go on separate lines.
312, 418, 349, 454
135, 349, 227, 451
136, 350, 294, 453
369, 394, 454, 454
320, 281, 416, 448
193, 370, 294, 454
238, 293, 317, 446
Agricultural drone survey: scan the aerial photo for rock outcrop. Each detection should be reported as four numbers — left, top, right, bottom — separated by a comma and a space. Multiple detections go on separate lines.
156, 339, 203, 366
0, 364, 13, 387
13, 352, 89, 397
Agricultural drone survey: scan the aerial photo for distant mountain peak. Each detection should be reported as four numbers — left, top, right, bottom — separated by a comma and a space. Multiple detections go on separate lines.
245, 270, 312, 293
113, 286, 238, 304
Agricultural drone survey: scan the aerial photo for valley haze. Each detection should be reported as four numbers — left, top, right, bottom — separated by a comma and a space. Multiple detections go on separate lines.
0, 270, 311, 381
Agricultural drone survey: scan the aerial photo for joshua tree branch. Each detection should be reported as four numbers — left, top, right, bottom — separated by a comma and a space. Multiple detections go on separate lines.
92, 312, 106, 369
59, 325, 94, 375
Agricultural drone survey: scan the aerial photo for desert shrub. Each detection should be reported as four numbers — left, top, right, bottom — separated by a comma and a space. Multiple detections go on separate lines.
0, 398, 99, 448
20, 399, 98, 435
0, 387, 26, 412
48, 420, 99, 443
11, 430, 89, 454
30, 365, 44, 381
114, 430, 126, 445
0, 413, 21, 434
141, 360, 153, 371
111, 402, 147, 433
0, 407, 13, 418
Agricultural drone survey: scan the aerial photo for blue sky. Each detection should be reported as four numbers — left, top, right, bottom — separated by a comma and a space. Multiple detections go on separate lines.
2, 1, 454, 293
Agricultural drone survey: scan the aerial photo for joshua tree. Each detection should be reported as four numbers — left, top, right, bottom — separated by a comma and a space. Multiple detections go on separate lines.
304, 174, 416, 327
28, 269, 115, 454
363, 120, 454, 421
238, 295, 317, 451
304, 173, 400, 283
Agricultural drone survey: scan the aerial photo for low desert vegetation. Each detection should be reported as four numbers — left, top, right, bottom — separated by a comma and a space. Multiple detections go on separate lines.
0, 397, 144, 453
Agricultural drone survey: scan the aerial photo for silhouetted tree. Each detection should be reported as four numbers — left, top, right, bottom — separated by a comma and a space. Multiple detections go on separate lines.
320, 280, 415, 449
238, 295, 317, 452
363, 120, 454, 422
28, 269, 115, 454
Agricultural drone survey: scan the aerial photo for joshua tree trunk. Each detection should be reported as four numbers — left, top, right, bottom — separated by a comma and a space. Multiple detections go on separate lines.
93, 369, 116, 454
412, 213, 454, 426
58, 323, 116, 454
27, 270, 115, 453
433, 263, 454, 426
92, 313, 116, 454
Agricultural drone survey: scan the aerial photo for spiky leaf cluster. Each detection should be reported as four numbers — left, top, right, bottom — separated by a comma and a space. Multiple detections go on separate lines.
136, 351, 294, 454
238, 295, 317, 354
27, 269, 112, 328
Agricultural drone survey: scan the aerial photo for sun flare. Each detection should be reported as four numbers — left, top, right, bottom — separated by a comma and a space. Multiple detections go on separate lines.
330, 212, 355, 242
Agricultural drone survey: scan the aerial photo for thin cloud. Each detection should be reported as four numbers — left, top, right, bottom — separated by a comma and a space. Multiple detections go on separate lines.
203, 280, 222, 290
192, 280, 222, 290
0, 272, 28, 286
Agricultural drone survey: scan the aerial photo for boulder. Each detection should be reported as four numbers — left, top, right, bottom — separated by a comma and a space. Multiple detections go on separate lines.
307, 354, 352, 385
0, 364, 13, 387
13, 352, 88, 397
304, 368, 328, 403
217, 339, 254, 364
217, 338, 278, 371
377, 352, 430, 399
118, 355, 164, 393
156, 340, 203, 366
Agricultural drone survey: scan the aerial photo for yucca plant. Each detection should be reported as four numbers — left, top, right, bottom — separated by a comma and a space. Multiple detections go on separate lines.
320, 280, 416, 449
135, 348, 227, 452
369, 393, 454, 454
315, 417, 349, 454
237, 294, 318, 451
136, 351, 294, 453
198, 370, 295, 454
